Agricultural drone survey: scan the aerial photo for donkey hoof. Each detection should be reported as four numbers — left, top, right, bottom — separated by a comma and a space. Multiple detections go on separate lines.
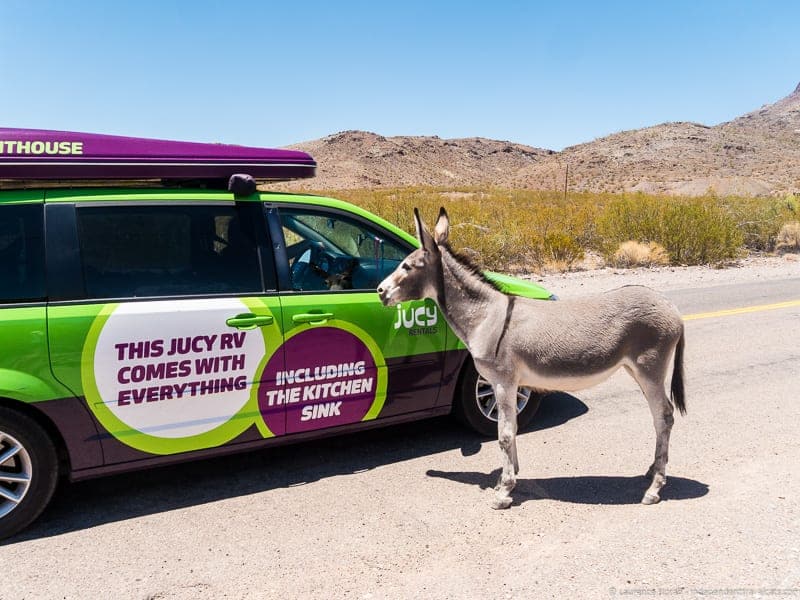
641, 492, 661, 505
491, 496, 513, 510
493, 478, 502, 492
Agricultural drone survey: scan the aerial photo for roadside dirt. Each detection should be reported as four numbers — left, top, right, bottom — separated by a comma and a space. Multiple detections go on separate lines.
528, 253, 799, 298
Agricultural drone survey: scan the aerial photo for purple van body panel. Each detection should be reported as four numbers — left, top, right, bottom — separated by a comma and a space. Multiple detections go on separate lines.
33, 396, 104, 471
36, 350, 467, 480
68, 406, 454, 482
0, 128, 316, 181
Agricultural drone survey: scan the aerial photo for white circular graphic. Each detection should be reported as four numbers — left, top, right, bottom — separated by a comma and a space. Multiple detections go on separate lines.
93, 298, 266, 438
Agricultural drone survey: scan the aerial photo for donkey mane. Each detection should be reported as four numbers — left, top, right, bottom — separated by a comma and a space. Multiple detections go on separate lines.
439, 242, 504, 293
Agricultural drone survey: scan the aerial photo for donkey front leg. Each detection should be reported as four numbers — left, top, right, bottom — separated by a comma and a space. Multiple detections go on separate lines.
491, 383, 519, 510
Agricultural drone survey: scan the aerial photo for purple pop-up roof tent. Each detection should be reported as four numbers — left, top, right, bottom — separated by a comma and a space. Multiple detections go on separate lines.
0, 128, 316, 183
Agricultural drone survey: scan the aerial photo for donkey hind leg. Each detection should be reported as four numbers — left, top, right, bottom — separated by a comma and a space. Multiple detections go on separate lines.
628, 364, 675, 505
491, 383, 519, 510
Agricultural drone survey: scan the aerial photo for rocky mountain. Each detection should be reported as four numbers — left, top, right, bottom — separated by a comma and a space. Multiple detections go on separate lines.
281, 83, 800, 196
284, 130, 553, 189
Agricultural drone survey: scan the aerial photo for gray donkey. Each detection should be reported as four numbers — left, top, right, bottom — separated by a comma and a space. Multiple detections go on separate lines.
377, 208, 686, 509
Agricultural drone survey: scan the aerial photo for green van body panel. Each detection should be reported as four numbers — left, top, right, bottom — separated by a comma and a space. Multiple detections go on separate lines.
0, 193, 67, 405
278, 293, 455, 358
0, 307, 71, 403
485, 271, 553, 300
0, 190, 46, 205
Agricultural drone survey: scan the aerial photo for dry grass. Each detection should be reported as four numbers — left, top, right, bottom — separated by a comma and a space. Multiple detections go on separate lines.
610, 241, 670, 268
294, 186, 799, 272
776, 221, 800, 252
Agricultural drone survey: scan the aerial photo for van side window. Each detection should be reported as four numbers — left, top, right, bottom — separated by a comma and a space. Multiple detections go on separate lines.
278, 208, 408, 292
75, 204, 265, 299
0, 203, 45, 303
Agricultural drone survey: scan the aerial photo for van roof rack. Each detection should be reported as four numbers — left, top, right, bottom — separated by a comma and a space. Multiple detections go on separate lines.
0, 128, 316, 185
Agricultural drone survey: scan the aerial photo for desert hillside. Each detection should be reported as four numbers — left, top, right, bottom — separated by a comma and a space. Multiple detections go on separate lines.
285, 130, 552, 189
281, 82, 800, 196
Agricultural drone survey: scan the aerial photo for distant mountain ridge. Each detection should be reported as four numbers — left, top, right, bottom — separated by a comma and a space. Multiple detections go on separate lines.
282, 83, 800, 196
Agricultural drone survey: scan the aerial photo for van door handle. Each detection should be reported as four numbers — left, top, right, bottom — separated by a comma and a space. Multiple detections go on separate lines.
292, 312, 334, 324
226, 313, 274, 329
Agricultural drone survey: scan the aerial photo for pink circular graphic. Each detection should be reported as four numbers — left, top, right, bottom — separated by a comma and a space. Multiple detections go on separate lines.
258, 327, 379, 434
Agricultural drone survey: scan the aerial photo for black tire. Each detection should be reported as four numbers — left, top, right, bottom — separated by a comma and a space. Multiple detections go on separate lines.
0, 406, 59, 540
452, 359, 543, 437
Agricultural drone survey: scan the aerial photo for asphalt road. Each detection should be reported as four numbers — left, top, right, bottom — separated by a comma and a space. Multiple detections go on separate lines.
3, 277, 800, 599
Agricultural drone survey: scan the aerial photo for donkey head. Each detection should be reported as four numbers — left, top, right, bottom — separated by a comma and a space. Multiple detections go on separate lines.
377, 207, 449, 306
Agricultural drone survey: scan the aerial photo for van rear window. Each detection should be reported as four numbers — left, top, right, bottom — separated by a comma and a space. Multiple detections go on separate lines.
75, 204, 264, 299
0, 203, 45, 303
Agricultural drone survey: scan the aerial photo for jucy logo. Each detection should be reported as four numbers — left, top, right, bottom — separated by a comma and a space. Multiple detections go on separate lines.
393, 303, 439, 336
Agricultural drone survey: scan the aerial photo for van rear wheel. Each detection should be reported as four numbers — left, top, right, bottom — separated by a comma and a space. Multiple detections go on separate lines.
0, 407, 59, 540
453, 359, 543, 437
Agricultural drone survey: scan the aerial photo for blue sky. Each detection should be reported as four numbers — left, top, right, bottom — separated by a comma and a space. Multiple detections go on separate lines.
1, 1, 798, 151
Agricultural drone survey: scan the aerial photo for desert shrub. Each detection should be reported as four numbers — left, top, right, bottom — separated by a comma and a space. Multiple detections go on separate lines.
610, 241, 670, 268
660, 200, 744, 264
596, 195, 743, 264
776, 222, 800, 252
326, 187, 594, 272
594, 195, 663, 251
721, 197, 798, 251
512, 204, 586, 270
296, 186, 790, 270
535, 232, 585, 271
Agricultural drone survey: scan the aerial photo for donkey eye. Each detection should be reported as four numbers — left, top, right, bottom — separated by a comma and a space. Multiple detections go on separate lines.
401, 263, 411, 271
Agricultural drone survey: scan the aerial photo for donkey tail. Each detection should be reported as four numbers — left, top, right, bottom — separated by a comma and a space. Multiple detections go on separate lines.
670, 330, 687, 416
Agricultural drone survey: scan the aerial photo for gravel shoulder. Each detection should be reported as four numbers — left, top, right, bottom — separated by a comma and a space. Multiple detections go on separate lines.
524, 254, 799, 298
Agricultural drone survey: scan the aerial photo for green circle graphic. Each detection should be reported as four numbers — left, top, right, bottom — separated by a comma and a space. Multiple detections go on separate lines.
82, 299, 281, 455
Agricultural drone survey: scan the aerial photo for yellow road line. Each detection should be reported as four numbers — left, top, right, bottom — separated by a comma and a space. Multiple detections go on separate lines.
683, 299, 800, 321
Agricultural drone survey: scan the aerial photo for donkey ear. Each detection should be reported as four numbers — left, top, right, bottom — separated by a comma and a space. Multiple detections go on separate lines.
433, 206, 449, 245
414, 207, 436, 251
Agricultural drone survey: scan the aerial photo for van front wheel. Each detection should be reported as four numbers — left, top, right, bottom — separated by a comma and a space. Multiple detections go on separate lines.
453, 359, 543, 437
0, 407, 59, 540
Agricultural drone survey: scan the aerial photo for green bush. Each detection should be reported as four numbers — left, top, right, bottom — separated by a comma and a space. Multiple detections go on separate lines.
720, 197, 797, 251
594, 195, 743, 264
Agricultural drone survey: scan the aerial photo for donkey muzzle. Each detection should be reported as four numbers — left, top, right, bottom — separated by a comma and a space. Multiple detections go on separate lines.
376, 283, 397, 306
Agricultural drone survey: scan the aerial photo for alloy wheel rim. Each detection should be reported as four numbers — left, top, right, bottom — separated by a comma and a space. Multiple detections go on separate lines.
0, 431, 33, 519
475, 376, 531, 422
